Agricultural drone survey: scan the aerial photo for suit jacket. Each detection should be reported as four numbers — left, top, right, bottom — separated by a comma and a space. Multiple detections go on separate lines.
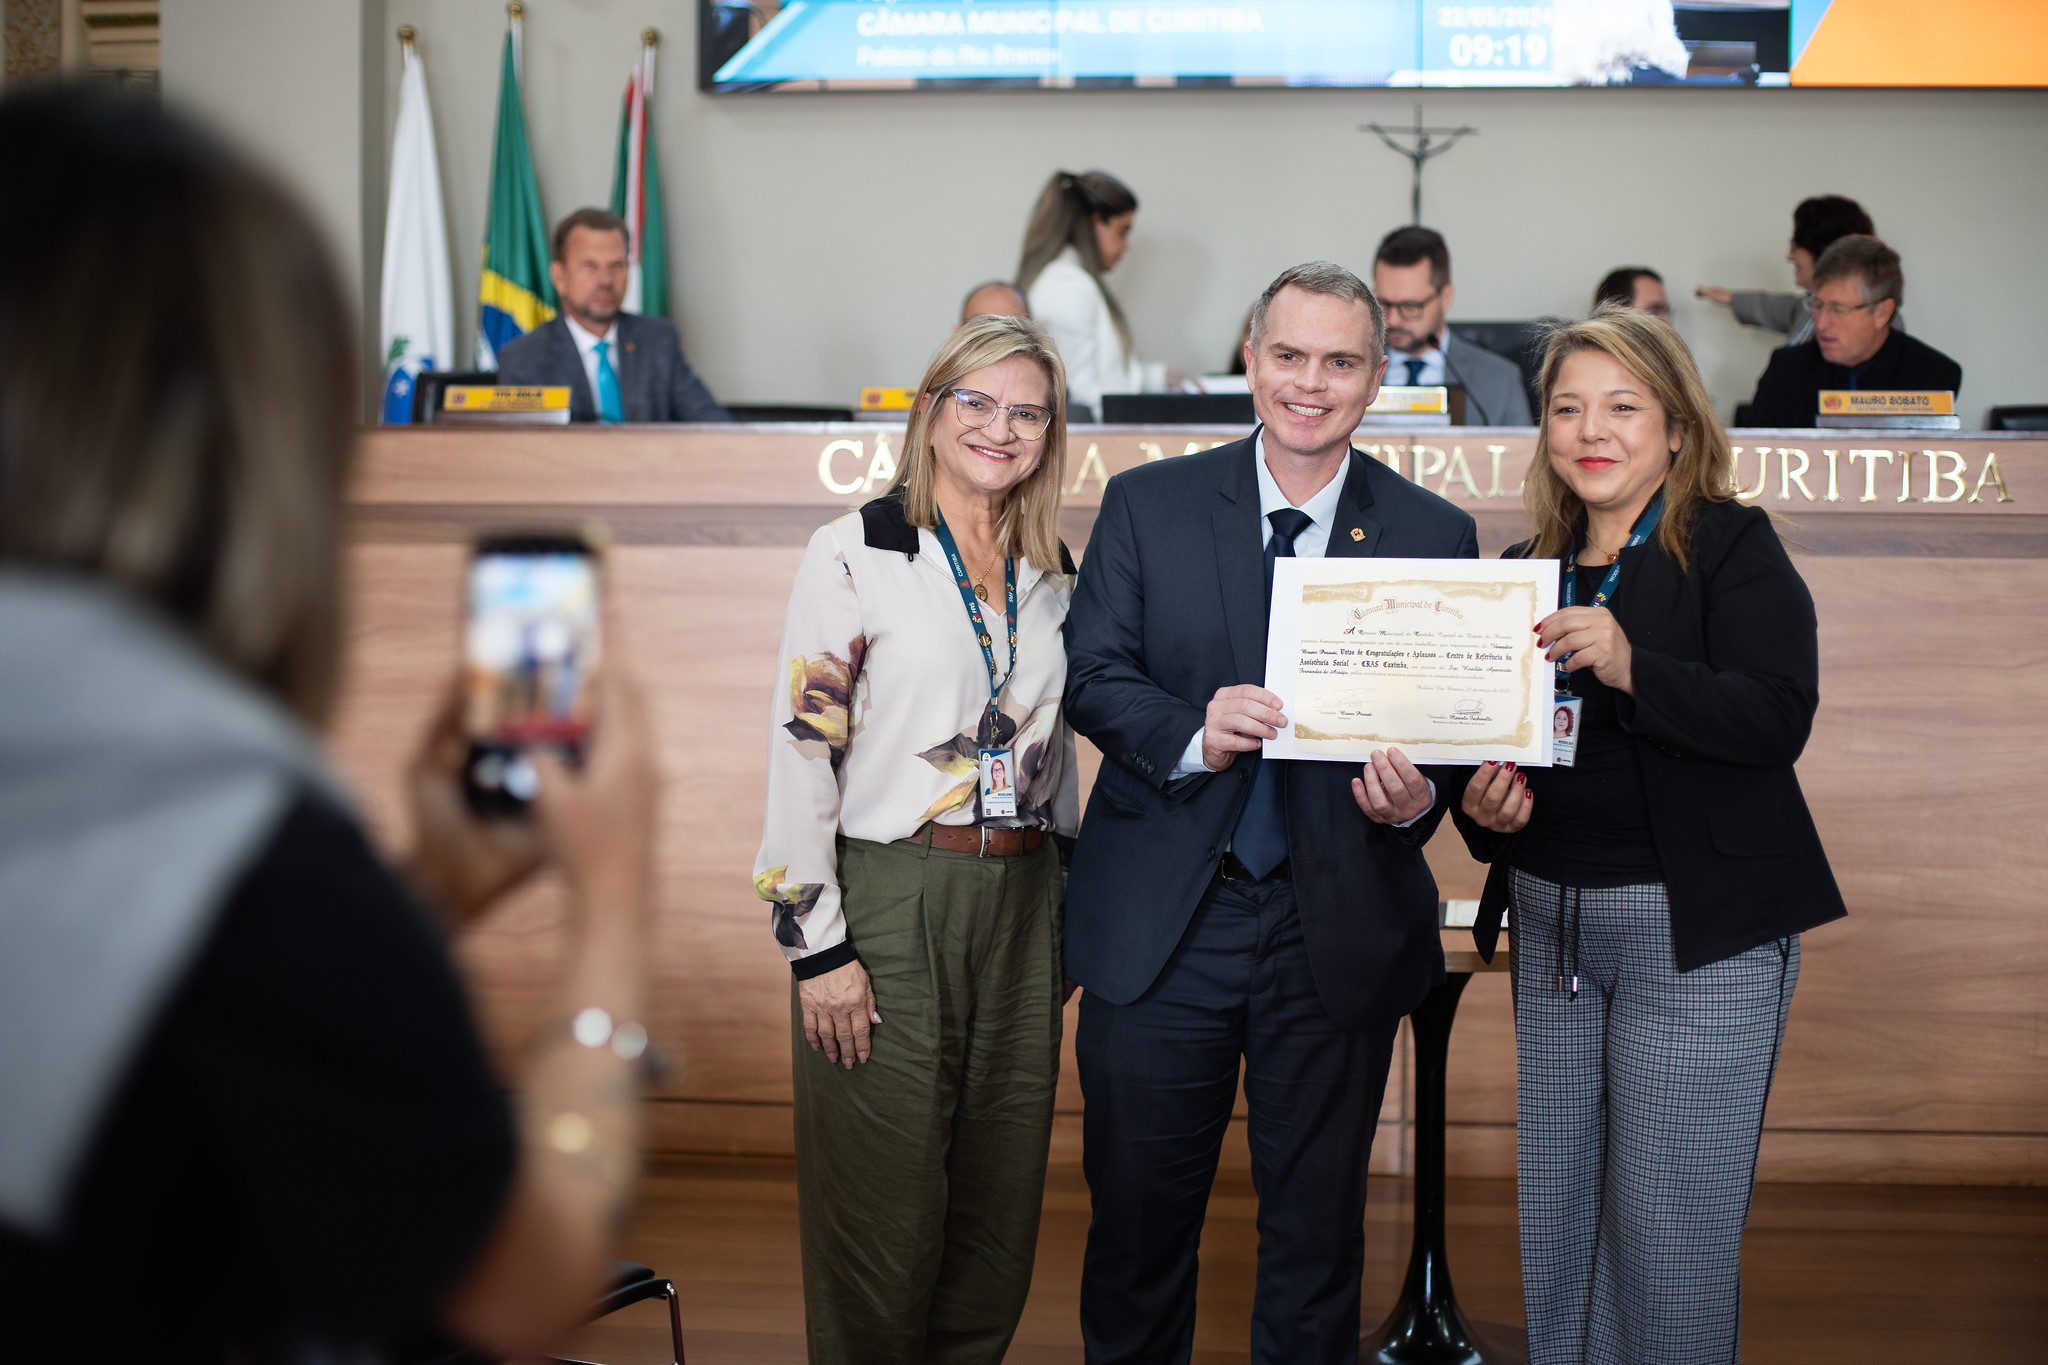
1745, 327, 1961, 429
1062, 437, 1480, 1031
1442, 332, 1533, 427
493, 313, 728, 423
1455, 498, 1847, 970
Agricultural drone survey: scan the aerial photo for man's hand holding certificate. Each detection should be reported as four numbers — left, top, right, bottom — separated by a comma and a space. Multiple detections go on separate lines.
1261, 558, 1559, 767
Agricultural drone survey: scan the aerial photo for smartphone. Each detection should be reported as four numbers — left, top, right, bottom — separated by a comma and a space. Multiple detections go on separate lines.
462, 531, 602, 817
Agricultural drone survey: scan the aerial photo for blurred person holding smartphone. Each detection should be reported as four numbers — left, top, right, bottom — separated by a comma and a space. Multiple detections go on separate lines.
755, 315, 1080, 1364
0, 88, 659, 1364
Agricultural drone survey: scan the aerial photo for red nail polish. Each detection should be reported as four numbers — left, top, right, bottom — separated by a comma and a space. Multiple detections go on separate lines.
1524, 790, 1533, 800
1505, 761, 1516, 772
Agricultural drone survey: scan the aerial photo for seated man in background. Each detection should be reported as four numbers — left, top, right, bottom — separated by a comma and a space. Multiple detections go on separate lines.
1697, 194, 1874, 348
959, 279, 1029, 325
1371, 226, 1531, 426
1592, 266, 1671, 322
1744, 235, 1961, 428
495, 207, 728, 422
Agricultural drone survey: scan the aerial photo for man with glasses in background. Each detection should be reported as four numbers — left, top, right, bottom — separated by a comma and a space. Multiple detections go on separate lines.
1743, 235, 1961, 428
1371, 225, 1533, 427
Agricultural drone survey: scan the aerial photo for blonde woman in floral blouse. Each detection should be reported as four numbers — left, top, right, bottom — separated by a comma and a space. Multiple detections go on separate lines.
755, 315, 1080, 1365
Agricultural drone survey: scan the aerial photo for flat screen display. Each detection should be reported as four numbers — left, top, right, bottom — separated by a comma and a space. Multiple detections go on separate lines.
700, 1, 2047, 93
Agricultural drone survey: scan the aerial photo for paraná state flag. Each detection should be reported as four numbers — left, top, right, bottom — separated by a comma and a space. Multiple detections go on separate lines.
609, 37, 667, 317
379, 39, 454, 424
475, 13, 555, 369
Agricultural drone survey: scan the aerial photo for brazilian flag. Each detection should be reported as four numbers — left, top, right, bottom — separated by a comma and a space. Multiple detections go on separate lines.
475, 20, 554, 368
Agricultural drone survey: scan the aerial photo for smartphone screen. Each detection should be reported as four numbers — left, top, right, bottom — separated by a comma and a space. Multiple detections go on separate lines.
463, 535, 601, 813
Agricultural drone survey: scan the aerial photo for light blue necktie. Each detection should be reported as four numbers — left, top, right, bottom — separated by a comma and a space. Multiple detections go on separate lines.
1404, 357, 1427, 386
593, 337, 624, 424
1230, 507, 1315, 879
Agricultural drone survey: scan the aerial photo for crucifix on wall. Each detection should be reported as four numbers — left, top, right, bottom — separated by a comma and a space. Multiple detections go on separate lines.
1361, 104, 1479, 225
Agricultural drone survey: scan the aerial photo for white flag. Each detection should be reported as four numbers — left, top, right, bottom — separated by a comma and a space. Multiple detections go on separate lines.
380, 41, 454, 423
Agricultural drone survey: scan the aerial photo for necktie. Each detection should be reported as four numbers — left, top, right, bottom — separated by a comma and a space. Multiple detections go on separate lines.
1404, 356, 1427, 387
593, 337, 624, 424
1230, 507, 1315, 879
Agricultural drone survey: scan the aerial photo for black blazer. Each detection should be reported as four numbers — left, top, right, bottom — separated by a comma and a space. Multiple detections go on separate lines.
493, 312, 728, 423
1062, 437, 1480, 1031
1745, 328, 1961, 428
1456, 497, 1847, 971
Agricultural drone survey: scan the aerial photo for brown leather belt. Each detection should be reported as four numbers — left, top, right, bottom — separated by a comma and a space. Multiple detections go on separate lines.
899, 822, 1046, 858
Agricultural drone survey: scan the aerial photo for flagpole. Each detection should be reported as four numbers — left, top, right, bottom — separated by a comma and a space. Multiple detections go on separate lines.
508, 1, 524, 82
643, 28, 658, 97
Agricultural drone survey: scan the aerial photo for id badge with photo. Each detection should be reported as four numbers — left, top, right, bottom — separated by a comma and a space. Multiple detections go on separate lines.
978, 747, 1017, 817
1550, 695, 1583, 768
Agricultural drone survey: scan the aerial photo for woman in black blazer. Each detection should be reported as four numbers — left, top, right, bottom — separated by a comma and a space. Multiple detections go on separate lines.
1456, 308, 1845, 1365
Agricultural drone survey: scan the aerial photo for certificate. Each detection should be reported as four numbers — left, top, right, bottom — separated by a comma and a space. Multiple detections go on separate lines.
1262, 557, 1558, 767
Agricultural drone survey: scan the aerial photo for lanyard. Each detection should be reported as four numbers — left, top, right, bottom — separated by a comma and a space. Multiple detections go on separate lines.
1557, 491, 1663, 691
932, 510, 1017, 727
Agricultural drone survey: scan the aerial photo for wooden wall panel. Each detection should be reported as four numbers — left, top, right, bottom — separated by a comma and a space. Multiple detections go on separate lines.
332, 426, 2048, 1185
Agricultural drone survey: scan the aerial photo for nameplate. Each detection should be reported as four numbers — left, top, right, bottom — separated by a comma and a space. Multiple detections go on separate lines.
1819, 391, 1955, 417
1368, 385, 1450, 415
438, 386, 572, 426
859, 386, 918, 412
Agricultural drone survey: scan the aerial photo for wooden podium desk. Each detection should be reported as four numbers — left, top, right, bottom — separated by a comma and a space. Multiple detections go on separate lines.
338, 424, 2048, 1186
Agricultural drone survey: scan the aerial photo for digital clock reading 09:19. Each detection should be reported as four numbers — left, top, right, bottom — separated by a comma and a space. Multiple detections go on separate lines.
1427, 5, 1552, 74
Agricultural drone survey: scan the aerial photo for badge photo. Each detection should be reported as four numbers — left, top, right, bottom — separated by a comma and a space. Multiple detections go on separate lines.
978, 746, 1017, 818
1550, 695, 1583, 768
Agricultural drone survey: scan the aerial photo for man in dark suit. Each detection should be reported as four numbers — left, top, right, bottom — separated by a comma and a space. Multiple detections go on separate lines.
494, 207, 728, 423
1062, 261, 1478, 1364
1745, 234, 1960, 428
1372, 226, 1532, 427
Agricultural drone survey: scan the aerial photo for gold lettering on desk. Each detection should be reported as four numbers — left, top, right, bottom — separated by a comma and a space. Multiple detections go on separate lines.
1919, 450, 1967, 503
1065, 442, 1110, 497
1847, 449, 1893, 503
1970, 453, 2013, 503
818, 438, 867, 496
1821, 450, 1843, 501
1410, 444, 1447, 486
1139, 442, 1167, 462
1898, 448, 1912, 503
1731, 447, 1769, 501
1441, 446, 1482, 498
1360, 442, 1405, 473
864, 432, 898, 492
1779, 448, 1817, 501
1485, 445, 1521, 498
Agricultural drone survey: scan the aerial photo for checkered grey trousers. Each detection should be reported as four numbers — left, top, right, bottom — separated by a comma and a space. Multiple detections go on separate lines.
1509, 869, 1799, 1365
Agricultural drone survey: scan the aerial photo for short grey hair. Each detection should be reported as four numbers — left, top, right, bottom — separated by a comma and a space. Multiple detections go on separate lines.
1247, 261, 1386, 364
1811, 234, 1903, 310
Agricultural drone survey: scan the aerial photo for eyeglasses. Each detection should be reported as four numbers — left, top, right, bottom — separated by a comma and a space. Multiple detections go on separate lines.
1641, 301, 1673, 319
1380, 287, 1444, 320
946, 388, 1053, 440
1811, 299, 1878, 320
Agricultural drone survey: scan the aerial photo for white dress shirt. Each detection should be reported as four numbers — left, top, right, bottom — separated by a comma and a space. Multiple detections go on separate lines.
563, 313, 620, 408
1170, 435, 1435, 822
1390, 343, 1446, 388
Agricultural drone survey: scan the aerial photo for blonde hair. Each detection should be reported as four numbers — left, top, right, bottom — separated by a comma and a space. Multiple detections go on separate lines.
1526, 307, 1734, 574
887, 315, 1068, 575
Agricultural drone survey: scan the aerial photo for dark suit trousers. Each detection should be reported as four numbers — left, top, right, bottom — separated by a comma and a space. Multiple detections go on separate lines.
1077, 872, 1398, 1365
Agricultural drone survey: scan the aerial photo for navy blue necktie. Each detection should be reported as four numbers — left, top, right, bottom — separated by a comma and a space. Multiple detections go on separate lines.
1404, 356, 1427, 386
1230, 507, 1315, 879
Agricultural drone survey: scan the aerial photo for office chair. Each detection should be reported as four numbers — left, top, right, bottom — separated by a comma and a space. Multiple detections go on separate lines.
1987, 405, 2048, 431
407, 1261, 685, 1365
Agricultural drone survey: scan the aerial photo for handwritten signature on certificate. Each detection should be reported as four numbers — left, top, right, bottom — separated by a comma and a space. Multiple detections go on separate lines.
1263, 557, 1558, 767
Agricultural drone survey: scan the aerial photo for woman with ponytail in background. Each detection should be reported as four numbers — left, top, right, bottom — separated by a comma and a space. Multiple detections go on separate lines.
1017, 170, 1190, 420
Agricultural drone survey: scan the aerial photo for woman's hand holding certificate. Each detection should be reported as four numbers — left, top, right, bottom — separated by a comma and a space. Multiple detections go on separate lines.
1538, 605, 1634, 695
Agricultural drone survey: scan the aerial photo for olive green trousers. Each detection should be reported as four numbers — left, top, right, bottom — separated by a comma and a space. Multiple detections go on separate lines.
791, 834, 1064, 1365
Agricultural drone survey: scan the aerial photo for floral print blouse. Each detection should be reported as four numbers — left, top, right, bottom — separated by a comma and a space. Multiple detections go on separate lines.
754, 496, 1080, 978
